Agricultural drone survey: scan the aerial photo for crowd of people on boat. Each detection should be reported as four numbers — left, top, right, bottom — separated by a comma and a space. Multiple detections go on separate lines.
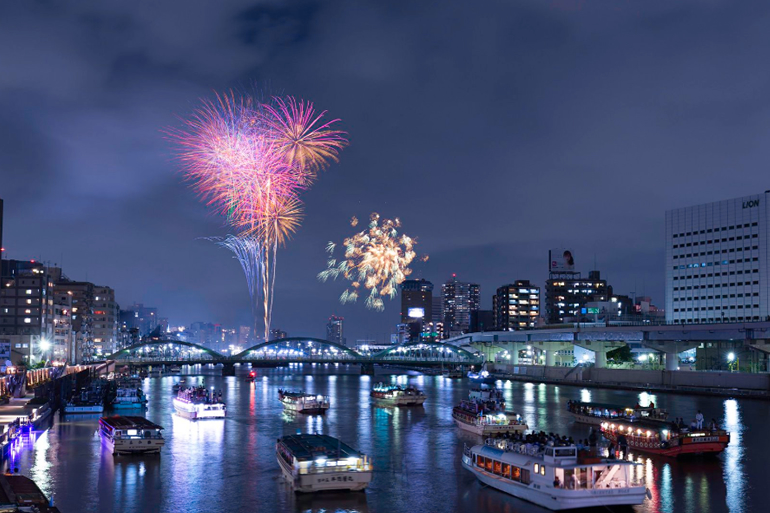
487, 430, 582, 455
177, 386, 223, 404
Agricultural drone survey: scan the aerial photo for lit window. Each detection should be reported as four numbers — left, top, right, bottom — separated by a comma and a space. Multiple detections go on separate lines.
25, 289, 32, 295
24, 318, 31, 324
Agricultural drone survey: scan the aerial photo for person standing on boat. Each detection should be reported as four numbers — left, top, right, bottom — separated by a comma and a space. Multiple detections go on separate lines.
617, 434, 628, 459
695, 410, 704, 429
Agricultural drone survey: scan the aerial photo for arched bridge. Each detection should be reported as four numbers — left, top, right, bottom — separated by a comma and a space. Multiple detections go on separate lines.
103, 337, 482, 368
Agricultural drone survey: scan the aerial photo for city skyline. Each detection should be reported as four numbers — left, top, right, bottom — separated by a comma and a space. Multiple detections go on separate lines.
2, 2, 769, 342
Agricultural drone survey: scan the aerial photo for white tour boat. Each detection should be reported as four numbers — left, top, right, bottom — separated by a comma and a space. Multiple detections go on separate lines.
469, 386, 505, 403
173, 386, 226, 420
463, 439, 649, 510
276, 433, 373, 493
370, 383, 426, 406
453, 399, 527, 436
99, 416, 165, 455
278, 389, 330, 414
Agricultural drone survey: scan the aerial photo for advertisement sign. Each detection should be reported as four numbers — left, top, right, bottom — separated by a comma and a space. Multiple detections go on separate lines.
549, 248, 575, 272
408, 307, 425, 319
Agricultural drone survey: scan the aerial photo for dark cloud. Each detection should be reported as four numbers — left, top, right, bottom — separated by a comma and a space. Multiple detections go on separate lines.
1, 0, 768, 341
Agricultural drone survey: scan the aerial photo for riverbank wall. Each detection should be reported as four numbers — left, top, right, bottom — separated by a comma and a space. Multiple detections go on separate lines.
485, 363, 770, 399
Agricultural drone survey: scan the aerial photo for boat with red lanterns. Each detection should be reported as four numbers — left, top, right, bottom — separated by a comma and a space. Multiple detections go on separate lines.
600, 419, 729, 457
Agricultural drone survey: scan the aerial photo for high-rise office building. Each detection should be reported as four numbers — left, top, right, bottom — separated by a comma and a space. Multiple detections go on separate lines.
666, 192, 768, 323
545, 271, 608, 324
326, 315, 345, 346
399, 279, 433, 342
269, 328, 288, 340
442, 275, 480, 337
493, 280, 541, 330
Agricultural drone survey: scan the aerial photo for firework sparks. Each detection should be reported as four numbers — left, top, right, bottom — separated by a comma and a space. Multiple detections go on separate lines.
170, 90, 347, 338
319, 213, 426, 312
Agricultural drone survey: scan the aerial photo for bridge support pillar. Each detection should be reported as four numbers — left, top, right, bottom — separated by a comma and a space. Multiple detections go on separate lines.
221, 363, 235, 376
595, 349, 608, 369
641, 341, 699, 371
510, 342, 520, 365
545, 349, 556, 367
360, 363, 375, 376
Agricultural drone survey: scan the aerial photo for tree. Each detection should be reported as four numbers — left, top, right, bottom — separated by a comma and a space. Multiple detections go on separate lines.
607, 345, 633, 362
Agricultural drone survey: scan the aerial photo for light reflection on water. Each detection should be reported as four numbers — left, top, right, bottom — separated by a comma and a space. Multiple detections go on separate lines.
8, 368, 766, 513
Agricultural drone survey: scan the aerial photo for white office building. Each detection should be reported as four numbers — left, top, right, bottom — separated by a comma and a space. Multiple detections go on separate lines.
665, 192, 767, 323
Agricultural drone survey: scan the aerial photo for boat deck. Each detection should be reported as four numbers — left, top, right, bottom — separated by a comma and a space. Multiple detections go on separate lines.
279, 434, 361, 462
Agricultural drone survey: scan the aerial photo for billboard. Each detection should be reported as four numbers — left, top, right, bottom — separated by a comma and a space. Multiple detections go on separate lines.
549, 248, 575, 272
408, 307, 425, 319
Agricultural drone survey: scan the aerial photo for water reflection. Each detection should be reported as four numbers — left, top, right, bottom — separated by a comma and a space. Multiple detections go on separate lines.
7, 368, 765, 513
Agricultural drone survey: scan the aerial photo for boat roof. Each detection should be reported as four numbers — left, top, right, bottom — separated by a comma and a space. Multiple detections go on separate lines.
574, 401, 638, 410
100, 416, 163, 430
278, 434, 363, 462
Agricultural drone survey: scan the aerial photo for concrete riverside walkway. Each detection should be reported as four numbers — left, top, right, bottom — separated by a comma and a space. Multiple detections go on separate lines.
0, 394, 37, 427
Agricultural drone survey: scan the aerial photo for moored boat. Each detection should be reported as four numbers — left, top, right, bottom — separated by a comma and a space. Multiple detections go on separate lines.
600, 419, 730, 457
370, 383, 426, 406
64, 385, 105, 414
99, 415, 165, 455
169, 365, 182, 374
278, 389, 330, 414
462, 438, 648, 510
173, 386, 226, 420
112, 387, 148, 409
442, 369, 463, 379
452, 399, 527, 436
567, 401, 667, 426
276, 433, 373, 493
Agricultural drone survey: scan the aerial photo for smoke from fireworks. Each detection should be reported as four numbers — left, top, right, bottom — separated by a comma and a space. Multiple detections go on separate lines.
319, 213, 427, 311
170, 90, 347, 339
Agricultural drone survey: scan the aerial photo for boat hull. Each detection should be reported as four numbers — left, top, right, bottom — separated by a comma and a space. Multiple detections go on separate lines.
462, 457, 647, 510
371, 396, 426, 407
277, 455, 370, 493
173, 400, 226, 420
279, 398, 330, 414
569, 413, 604, 426
453, 416, 528, 436
64, 405, 104, 414
102, 435, 165, 455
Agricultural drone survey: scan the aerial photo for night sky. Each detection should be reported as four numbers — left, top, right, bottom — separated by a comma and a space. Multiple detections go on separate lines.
1, 1, 768, 343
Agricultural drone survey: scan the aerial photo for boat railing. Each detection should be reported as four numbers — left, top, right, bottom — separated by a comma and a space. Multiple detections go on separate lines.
297, 462, 373, 475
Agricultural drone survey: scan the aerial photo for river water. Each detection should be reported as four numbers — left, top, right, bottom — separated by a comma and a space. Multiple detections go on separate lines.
6, 365, 766, 513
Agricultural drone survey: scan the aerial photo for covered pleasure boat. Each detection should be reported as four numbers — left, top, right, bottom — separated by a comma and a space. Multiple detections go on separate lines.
173, 386, 226, 420
600, 418, 730, 457
370, 383, 426, 406
276, 434, 373, 493
99, 416, 165, 455
463, 438, 648, 510
278, 389, 330, 414
567, 400, 667, 426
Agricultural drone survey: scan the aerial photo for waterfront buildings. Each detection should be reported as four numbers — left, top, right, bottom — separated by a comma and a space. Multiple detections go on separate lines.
399, 278, 434, 341
326, 315, 345, 346
492, 280, 540, 330
469, 309, 494, 332
665, 192, 767, 323
0, 259, 55, 363
119, 303, 160, 336
544, 270, 609, 324
442, 275, 480, 337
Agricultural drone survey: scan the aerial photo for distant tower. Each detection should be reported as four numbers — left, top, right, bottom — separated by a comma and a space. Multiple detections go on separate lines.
442, 275, 480, 337
326, 316, 345, 346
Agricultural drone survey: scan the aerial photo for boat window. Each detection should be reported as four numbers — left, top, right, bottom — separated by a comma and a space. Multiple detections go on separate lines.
511, 466, 521, 482
493, 461, 502, 475
476, 455, 484, 468
540, 465, 546, 476
534, 463, 540, 474
485, 458, 493, 472
502, 463, 511, 478
521, 469, 531, 485
545, 448, 553, 456
555, 448, 576, 457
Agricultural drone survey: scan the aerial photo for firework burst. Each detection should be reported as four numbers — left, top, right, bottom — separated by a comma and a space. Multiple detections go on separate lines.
319, 213, 426, 312
170, 90, 347, 339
